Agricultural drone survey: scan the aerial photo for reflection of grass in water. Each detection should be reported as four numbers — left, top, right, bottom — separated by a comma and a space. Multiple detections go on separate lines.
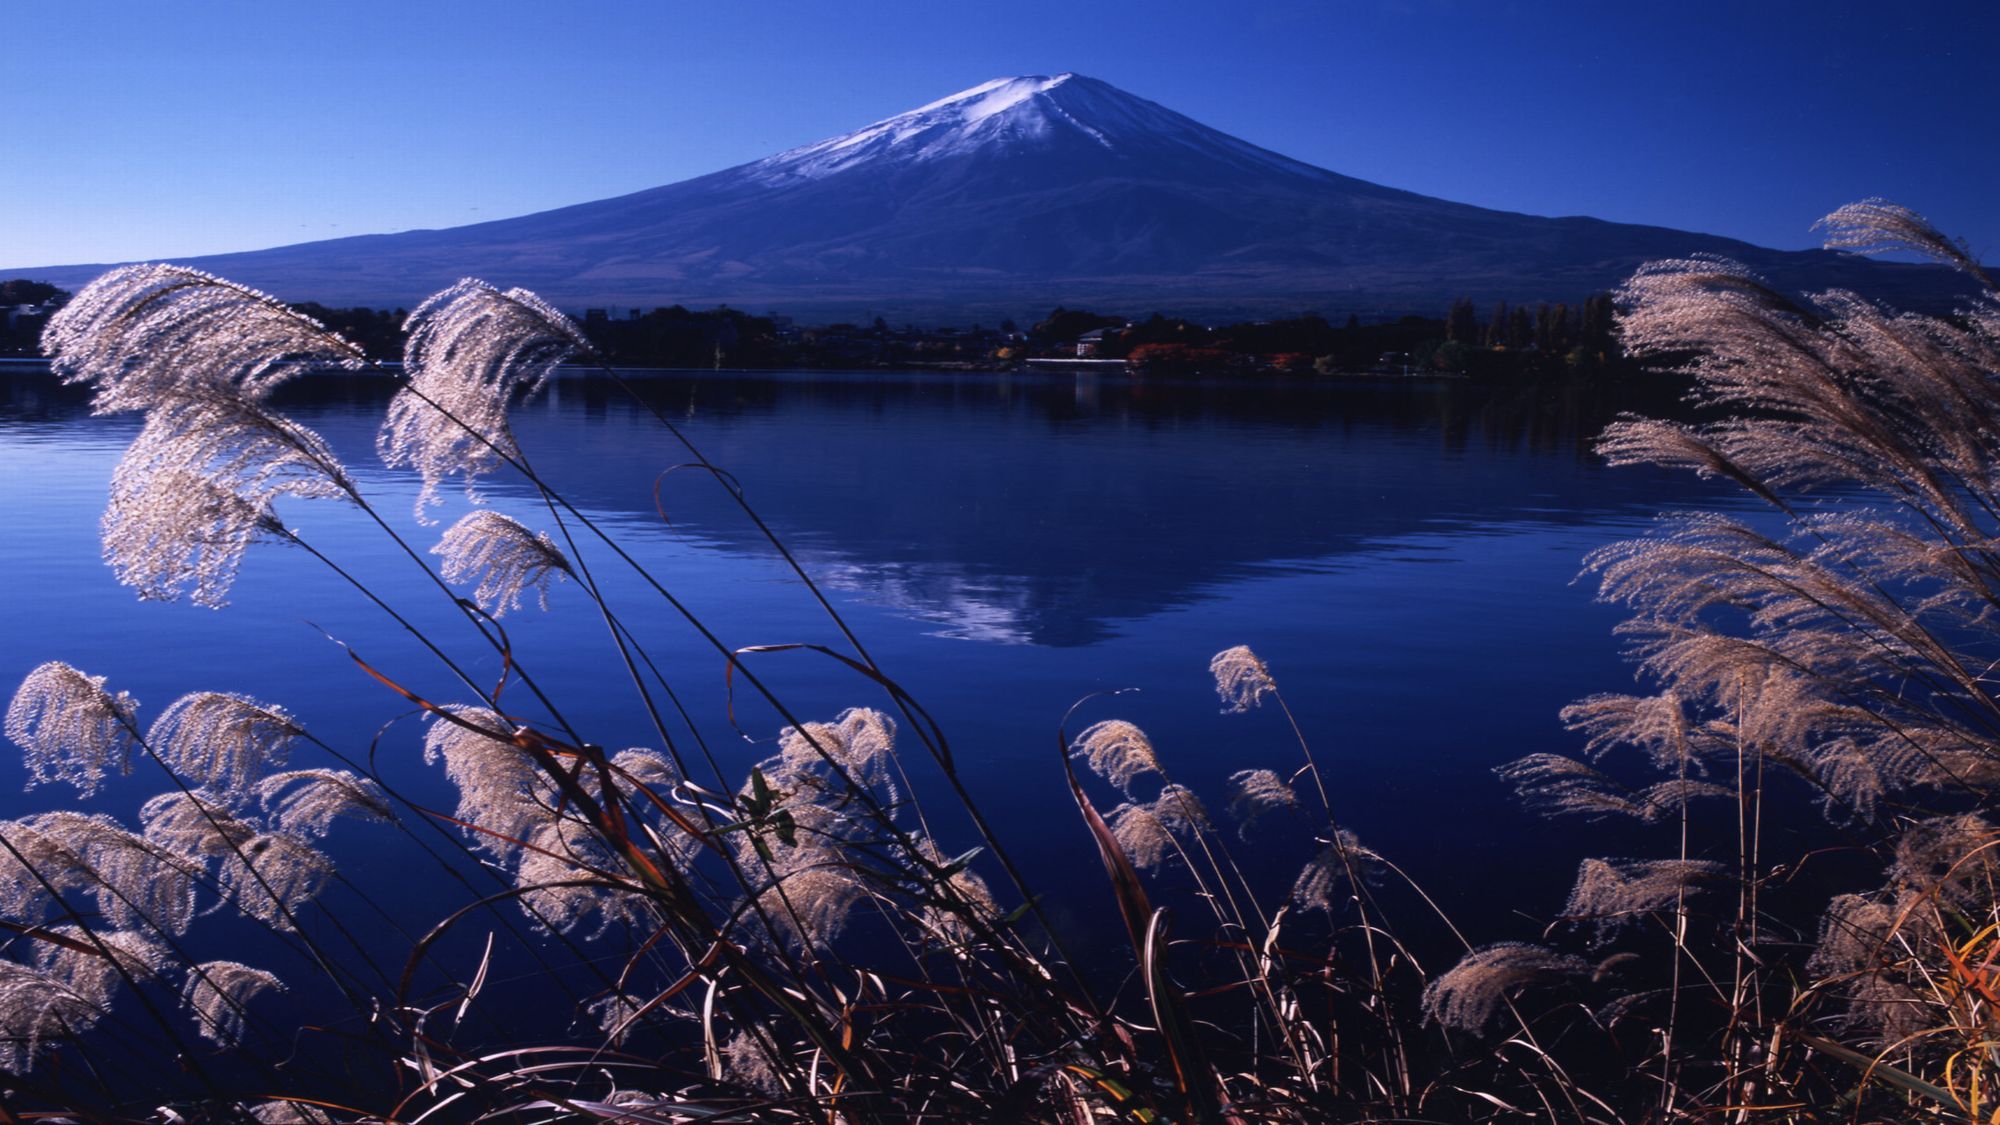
6, 205, 2000, 1120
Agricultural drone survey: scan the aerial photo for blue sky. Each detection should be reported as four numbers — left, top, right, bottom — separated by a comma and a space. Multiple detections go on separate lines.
4, 1, 1990, 269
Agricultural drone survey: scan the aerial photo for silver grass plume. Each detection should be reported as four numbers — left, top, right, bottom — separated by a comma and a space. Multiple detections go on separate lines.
1575, 211, 2000, 831
1292, 830, 1380, 914
44, 268, 360, 605
140, 789, 258, 860
43, 265, 363, 414
423, 706, 556, 855
1807, 891, 1935, 1043
1210, 645, 1277, 712
0, 819, 86, 924
138, 790, 325, 927
380, 279, 590, 518
32, 925, 169, 1008
1562, 858, 1725, 940
0, 962, 104, 1072
103, 391, 353, 607
1108, 783, 1209, 871
183, 960, 283, 1047
1495, 753, 1733, 823
1886, 812, 2000, 910
19, 811, 197, 937
586, 992, 649, 1048
1560, 692, 1695, 775
432, 510, 572, 615
1603, 255, 2000, 518
1225, 768, 1296, 835
219, 831, 333, 930
609, 748, 702, 870
913, 838, 998, 946
720, 1030, 784, 1096
514, 817, 646, 936
1792, 812, 1992, 1040
1420, 942, 1591, 1034
101, 463, 287, 608
778, 707, 899, 798
148, 692, 304, 803
1807, 892, 1918, 979
1069, 719, 1161, 795
1816, 198, 1991, 283
729, 793, 847, 887
756, 865, 869, 952
610, 746, 682, 795
256, 769, 395, 837
6, 661, 138, 797
248, 1103, 338, 1124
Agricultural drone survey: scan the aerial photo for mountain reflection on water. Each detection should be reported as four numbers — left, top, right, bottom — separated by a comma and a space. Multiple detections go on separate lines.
439, 369, 1713, 647
1, 368, 1712, 650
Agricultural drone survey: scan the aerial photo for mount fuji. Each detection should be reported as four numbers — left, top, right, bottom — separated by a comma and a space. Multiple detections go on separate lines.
16, 74, 1969, 319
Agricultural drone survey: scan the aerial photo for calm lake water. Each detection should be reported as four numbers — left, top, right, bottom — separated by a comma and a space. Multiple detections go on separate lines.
0, 365, 1744, 1009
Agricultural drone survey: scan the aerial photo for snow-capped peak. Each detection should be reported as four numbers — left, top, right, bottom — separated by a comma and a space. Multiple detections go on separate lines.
741, 72, 1316, 187
745, 74, 1098, 184
905, 73, 1079, 122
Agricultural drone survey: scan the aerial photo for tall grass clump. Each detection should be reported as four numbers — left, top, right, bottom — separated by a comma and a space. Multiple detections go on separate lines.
1451, 201, 2000, 1119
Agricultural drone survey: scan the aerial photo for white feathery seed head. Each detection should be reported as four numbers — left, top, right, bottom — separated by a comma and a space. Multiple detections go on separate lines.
0, 962, 105, 1072
912, 838, 998, 946
432, 510, 571, 615
423, 706, 555, 855
514, 817, 646, 936
1210, 645, 1277, 712
1292, 830, 1381, 914
103, 396, 352, 606
1816, 198, 1988, 279
1562, 858, 1725, 940
0, 819, 82, 924
1225, 768, 1296, 834
1108, 784, 1209, 872
1421, 942, 1591, 1034
32, 925, 170, 1008
1069, 719, 1161, 795
6, 661, 138, 797
220, 831, 333, 930
101, 460, 286, 608
758, 864, 869, 952
139, 789, 258, 860
148, 692, 304, 802
720, 1030, 784, 1096
778, 707, 899, 796
380, 279, 590, 518
247, 1102, 338, 1124
256, 769, 395, 837
42, 264, 364, 415
45, 269, 360, 608
610, 747, 682, 796
20, 811, 197, 937
183, 960, 284, 1047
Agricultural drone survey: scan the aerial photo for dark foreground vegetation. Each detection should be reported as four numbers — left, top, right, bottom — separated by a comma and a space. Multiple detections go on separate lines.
4, 200, 2000, 1122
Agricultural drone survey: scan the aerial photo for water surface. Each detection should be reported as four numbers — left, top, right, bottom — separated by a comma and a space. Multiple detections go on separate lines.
0, 367, 1738, 954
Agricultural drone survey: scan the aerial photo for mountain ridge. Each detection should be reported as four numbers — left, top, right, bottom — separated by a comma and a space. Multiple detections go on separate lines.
11, 74, 1972, 319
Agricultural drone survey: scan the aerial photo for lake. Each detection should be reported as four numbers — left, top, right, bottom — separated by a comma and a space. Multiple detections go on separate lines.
0, 365, 1743, 1025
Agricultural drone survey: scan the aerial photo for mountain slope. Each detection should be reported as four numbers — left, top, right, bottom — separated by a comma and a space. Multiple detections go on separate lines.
14, 74, 1969, 318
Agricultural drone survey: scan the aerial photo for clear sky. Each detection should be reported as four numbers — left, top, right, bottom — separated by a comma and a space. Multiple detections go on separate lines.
3, 0, 1991, 269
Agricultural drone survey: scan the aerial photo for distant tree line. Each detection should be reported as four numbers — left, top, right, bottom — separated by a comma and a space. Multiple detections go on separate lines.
0, 278, 1632, 378
1031, 294, 1627, 377
290, 303, 407, 359
0, 280, 67, 356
